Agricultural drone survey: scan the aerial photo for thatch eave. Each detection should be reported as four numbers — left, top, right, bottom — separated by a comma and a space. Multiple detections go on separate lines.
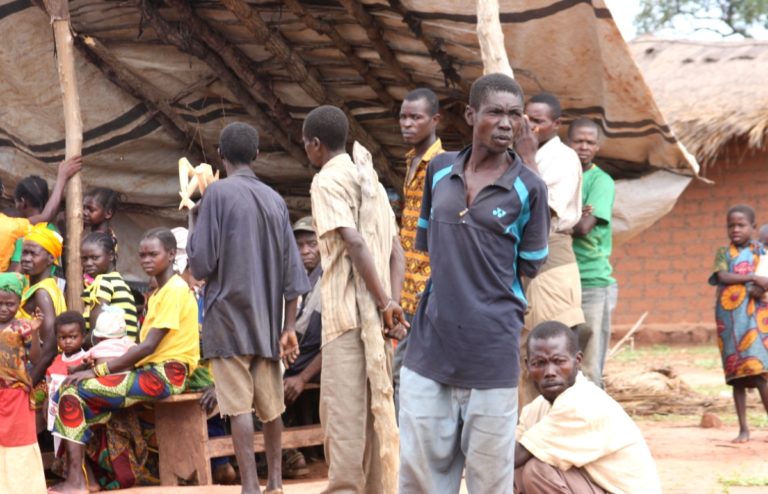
630, 37, 768, 167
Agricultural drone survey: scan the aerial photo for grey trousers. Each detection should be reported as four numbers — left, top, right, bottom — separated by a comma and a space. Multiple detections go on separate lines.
580, 283, 618, 388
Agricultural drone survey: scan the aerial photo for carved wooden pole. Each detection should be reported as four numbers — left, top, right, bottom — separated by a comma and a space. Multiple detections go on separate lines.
46, 0, 83, 310
476, 0, 514, 77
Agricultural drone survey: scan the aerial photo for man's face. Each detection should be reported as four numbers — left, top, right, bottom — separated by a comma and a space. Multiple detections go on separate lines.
295, 231, 320, 272
527, 334, 581, 403
399, 98, 439, 147
302, 134, 323, 169
525, 102, 559, 144
568, 127, 600, 166
466, 91, 523, 154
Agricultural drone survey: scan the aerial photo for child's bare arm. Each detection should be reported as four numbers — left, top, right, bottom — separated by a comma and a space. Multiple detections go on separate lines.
67, 362, 91, 374
716, 271, 768, 289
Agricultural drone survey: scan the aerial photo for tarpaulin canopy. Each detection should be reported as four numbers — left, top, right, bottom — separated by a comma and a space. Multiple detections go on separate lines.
0, 0, 698, 278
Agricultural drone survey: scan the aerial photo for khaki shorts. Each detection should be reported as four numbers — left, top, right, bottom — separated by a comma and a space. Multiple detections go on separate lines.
210, 355, 285, 422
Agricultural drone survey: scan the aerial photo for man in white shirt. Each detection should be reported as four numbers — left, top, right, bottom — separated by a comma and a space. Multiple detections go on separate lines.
515, 321, 662, 494
518, 92, 585, 406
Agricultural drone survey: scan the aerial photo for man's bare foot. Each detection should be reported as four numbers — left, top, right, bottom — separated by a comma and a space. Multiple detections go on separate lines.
732, 430, 750, 443
48, 479, 88, 494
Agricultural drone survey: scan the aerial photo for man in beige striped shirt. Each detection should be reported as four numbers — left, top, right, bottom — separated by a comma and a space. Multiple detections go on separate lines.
304, 105, 407, 493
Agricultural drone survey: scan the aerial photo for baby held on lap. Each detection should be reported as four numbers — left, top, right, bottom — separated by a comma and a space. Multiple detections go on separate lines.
73, 306, 136, 372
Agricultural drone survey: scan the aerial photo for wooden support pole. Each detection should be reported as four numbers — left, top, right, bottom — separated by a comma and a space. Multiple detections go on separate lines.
219, 0, 401, 188
45, 0, 83, 311
476, 0, 514, 77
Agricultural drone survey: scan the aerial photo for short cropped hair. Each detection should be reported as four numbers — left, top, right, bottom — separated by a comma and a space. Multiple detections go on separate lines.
219, 122, 259, 165
142, 227, 177, 253
728, 204, 756, 224
303, 106, 349, 152
404, 88, 440, 116
527, 321, 580, 356
529, 92, 562, 120
469, 73, 525, 110
54, 311, 86, 335
568, 117, 602, 141
15, 175, 49, 210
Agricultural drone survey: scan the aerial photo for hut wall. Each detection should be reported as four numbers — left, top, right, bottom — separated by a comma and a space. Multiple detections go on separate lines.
611, 140, 768, 336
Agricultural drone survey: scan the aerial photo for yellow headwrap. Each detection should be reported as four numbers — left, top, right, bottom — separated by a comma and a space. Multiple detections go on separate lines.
24, 223, 63, 263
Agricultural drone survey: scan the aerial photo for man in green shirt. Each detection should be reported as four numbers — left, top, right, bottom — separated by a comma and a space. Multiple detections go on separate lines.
568, 118, 616, 388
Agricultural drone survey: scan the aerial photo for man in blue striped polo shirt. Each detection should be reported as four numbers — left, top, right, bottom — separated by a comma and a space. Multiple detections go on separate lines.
398, 73, 550, 493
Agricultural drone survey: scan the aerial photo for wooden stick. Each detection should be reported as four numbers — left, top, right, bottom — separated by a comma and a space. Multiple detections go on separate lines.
77, 35, 217, 165
45, 0, 83, 311
476, 0, 514, 77
139, 0, 307, 165
218, 0, 401, 189
285, 0, 470, 139
387, 0, 469, 93
607, 311, 649, 360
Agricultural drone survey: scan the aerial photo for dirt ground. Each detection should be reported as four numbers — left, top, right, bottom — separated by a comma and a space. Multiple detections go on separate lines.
113, 344, 767, 494
609, 344, 768, 494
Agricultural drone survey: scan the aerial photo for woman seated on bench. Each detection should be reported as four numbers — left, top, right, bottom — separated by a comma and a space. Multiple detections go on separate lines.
50, 228, 200, 494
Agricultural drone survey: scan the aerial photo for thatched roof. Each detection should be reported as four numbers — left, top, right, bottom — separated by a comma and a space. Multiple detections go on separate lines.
630, 38, 768, 166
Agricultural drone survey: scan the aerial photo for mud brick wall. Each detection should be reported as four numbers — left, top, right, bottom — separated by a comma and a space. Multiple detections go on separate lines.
611, 143, 768, 330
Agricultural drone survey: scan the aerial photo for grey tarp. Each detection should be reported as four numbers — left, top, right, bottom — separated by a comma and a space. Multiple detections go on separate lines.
0, 0, 697, 277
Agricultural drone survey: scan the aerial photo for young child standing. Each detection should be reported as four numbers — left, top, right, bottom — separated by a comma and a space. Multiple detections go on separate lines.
81, 231, 138, 341
83, 187, 122, 256
46, 312, 87, 452
710, 204, 768, 443
0, 272, 45, 494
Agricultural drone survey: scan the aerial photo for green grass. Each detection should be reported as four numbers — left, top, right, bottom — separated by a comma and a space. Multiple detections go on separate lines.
691, 382, 729, 397
612, 345, 720, 363
719, 474, 768, 493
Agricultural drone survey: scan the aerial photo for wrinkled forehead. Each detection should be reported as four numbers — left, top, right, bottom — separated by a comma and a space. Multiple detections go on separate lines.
527, 334, 573, 358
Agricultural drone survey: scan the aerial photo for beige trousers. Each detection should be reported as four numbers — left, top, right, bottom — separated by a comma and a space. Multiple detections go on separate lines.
320, 328, 391, 493
514, 458, 606, 494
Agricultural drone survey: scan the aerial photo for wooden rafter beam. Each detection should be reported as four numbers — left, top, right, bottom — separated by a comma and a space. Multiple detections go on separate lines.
283, 0, 396, 111
219, 0, 402, 188
335, 0, 470, 139
162, 0, 295, 130
336, 0, 414, 84
386, 0, 470, 93
138, 0, 307, 165
75, 35, 216, 165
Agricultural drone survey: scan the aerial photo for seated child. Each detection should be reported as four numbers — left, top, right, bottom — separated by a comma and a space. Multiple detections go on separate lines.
0, 272, 45, 494
46, 312, 87, 452
81, 232, 138, 341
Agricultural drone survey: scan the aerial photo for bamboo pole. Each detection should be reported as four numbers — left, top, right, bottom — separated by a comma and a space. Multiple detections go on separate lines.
476, 0, 514, 77
46, 0, 83, 311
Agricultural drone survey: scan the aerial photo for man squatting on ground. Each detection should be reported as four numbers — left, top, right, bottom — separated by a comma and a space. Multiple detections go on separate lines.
188, 122, 310, 494
515, 321, 661, 494
304, 105, 407, 494
398, 73, 550, 493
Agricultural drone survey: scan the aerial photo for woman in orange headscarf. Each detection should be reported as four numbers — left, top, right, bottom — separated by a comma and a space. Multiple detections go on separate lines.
19, 224, 67, 388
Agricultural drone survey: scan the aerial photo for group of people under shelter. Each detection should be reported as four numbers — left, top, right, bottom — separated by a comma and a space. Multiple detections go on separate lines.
0, 72, 665, 494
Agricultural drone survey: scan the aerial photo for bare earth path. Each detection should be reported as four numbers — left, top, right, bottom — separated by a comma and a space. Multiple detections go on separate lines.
107, 345, 767, 494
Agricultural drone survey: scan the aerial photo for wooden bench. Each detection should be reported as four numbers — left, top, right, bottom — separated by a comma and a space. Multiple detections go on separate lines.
154, 390, 324, 486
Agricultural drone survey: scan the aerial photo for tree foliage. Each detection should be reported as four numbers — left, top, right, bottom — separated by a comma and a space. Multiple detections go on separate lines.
636, 0, 768, 38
